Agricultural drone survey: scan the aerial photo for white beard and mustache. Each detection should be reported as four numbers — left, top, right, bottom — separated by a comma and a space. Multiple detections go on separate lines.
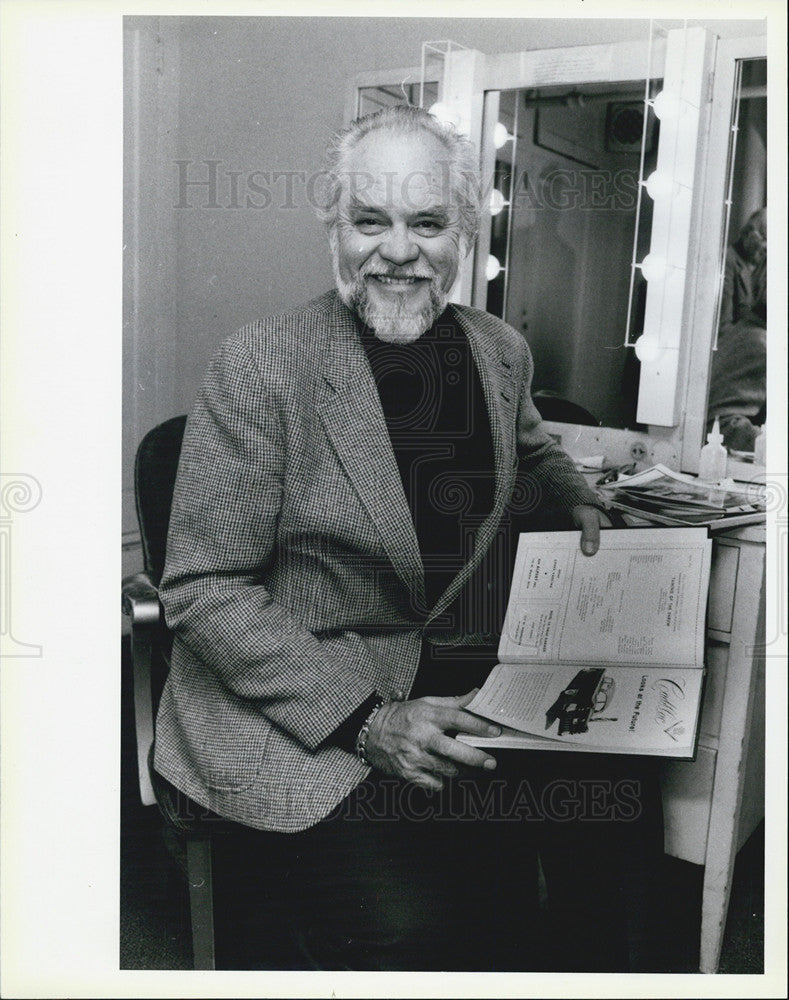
332, 256, 449, 345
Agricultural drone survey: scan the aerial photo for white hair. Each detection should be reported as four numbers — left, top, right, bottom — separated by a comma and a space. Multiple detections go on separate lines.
316, 104, 482, 253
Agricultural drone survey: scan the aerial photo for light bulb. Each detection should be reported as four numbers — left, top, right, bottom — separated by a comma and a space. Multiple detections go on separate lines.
634, 334, 663, 363
645, 171, 677, 200
489, 189, 507, 215
428, 102, 460, 128
485, 255, 502, 281
639, 253, 667, 282
652, 91, 682, 122
493, 122, 512, 148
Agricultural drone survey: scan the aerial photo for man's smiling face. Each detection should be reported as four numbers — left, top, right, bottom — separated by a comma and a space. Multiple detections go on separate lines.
330, 128, 464, 344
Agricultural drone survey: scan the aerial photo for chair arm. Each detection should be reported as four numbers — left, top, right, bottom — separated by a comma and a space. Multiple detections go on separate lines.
121, 571, 162, 806
122, 571, 161, 626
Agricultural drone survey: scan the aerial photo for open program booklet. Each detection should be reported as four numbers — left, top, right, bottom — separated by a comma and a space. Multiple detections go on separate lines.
462, 527, 712, 758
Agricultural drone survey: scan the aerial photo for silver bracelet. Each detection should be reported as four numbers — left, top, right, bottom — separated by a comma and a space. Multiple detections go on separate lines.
355, 696, 387, 766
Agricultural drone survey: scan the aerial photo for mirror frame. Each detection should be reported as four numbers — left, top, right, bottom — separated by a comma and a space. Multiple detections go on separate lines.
345, 65, 439, 122
679, 34, 768, 479
469, 31, 717, 473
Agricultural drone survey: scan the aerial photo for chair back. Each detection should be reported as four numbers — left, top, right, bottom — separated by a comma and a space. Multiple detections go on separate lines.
532, 391, 600, 427
125, 414, 216, 968
135, 415, 187, 586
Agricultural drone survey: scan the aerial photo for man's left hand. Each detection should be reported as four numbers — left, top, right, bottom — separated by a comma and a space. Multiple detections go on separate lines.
570, 504, 612, 556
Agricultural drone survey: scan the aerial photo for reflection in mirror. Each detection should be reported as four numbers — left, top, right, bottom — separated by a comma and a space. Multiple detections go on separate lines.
484, 81, 661, 430
706, 58, 767, 460
357, 81, 438, 116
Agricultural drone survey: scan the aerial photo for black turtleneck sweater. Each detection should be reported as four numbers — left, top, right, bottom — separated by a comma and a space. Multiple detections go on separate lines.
330, 310, 503, 749
358, 311, 496, 614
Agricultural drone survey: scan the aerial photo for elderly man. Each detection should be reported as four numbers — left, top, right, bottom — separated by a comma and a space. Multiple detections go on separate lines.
719, 207, 767, 333
154, 105, 663, 971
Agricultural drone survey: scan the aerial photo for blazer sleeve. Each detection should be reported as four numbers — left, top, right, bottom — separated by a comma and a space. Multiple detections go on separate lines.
512, 337, 602, 513
159, 335, 377, 752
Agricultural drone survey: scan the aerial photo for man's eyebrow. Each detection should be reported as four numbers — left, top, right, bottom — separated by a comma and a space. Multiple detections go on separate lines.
411, 207, 450, 220
347, 198, 386, 214
346, 198, 450, 220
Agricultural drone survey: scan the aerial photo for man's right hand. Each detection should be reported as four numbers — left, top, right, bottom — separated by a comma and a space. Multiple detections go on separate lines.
363, 690, 502, 791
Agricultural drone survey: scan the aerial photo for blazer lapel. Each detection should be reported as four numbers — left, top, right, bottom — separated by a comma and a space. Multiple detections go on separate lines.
318, 298, 427, 610
425, 305, 520, 624
458, 306, 519, 507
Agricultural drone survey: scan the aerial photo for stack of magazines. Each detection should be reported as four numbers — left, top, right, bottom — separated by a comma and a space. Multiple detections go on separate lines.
597, 464, 766, 530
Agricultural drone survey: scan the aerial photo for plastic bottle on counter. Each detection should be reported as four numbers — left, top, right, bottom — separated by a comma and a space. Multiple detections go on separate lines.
698, 417, 727, 482
753, 424, 766, 465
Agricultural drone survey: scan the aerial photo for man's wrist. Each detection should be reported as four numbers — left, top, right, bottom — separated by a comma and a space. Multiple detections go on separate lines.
355, 696, 387, 766
327, 692, 381, 755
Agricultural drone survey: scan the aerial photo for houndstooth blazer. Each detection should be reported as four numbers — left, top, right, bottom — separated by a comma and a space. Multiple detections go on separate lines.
153, 289, 599, 832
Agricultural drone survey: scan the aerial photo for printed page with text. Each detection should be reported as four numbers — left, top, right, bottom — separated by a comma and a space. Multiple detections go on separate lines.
464, 528, 712, 757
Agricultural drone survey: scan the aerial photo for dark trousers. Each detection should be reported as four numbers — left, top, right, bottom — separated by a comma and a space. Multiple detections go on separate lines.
208, 752, 666, 972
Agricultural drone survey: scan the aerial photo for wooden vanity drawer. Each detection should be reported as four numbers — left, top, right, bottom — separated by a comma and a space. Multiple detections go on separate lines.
698, 640, 728, 740
707, 541, 740, 633
660, 744, 716, 865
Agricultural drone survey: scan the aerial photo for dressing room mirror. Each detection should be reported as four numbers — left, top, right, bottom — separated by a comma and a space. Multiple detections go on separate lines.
705, 57, 767, 460
482, 79, 662, 431
355, 80, 438, 117
348, 30, 752, 468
